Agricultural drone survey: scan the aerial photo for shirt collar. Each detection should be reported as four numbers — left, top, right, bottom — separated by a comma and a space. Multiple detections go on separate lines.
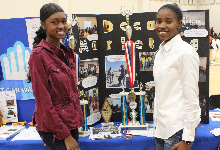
159, 34, 181, 52
35, 39, 72, 59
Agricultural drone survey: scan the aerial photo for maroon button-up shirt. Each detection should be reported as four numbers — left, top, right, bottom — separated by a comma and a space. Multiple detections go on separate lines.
29, 39, 83, 140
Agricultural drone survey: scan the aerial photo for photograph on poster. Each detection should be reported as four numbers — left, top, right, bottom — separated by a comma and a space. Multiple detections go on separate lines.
6, 100, 15, 107
105, 55, 127, 88
105, 55, 138, 88
139, 52, 156, 71
7, 109, 16, 117
77, 17, 97, 39
181, 11, 207, 37
83, 87, 99, 117
145, 81, 155, 113
79, 58, 99, 89
107, 94, 121, 114
199, 94, 206, 116
199, 57, 207, 82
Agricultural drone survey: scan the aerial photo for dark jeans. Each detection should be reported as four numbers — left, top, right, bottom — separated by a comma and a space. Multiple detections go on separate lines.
38, 129, 79, 150
155, 129, 184, 150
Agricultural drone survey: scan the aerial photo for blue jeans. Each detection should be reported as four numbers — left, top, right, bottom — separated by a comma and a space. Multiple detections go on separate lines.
38, 129, 79, 150
155, 129, 183, 150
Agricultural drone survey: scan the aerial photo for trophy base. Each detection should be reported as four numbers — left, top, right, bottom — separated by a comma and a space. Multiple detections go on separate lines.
119, 123, 149, 132
89, 126, 122, 140
128, 121, 140, 126
78, 127, 90, 137
101, 122, 114, 127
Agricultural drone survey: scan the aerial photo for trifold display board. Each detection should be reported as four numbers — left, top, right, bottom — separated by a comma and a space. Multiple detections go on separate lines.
74, 10, 209, 124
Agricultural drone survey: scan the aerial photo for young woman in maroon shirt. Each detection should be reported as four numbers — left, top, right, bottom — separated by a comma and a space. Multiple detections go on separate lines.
28, 3, 83, 150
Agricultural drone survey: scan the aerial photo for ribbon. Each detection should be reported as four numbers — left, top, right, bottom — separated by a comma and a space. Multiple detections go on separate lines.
73, 51, 80, 84
124, 40, 136, 89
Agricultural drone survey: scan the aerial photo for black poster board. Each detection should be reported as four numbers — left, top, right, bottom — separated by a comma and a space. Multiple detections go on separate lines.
74, 10, 209, 124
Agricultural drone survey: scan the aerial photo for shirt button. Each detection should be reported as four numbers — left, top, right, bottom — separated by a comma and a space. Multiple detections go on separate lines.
57, 69, 59, 72
63, 110, 64, 112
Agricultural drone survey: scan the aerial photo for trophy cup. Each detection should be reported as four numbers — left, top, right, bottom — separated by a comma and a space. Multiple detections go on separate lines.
78, 90, 90, 137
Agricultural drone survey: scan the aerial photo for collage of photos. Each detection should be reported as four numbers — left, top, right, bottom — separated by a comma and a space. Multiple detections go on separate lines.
139, 52, 156, 71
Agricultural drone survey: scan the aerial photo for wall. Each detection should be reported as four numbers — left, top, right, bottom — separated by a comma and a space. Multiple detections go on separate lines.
199, 3, 220, 34
0, 0, 218, 32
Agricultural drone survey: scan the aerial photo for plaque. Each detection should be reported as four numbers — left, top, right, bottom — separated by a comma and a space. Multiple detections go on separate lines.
101, 98, 113, 123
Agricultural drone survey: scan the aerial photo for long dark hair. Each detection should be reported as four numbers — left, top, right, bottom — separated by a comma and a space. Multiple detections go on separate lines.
27, 3, 64, 82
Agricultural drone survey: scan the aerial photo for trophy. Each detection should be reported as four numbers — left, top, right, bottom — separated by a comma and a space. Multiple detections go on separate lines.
119, 6, 148, 132
78, 90, 90, 137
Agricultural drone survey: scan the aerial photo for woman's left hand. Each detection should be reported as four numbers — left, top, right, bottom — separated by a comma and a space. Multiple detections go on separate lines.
170, 141, 191, 150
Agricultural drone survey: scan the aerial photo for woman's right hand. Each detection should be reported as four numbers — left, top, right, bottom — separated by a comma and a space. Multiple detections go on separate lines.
64, 134, 80, 150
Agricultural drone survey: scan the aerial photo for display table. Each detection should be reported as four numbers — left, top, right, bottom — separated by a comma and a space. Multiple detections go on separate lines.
0, 111, 220, 150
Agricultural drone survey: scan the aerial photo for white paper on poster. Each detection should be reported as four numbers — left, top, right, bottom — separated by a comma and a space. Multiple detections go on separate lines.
109, 94, 120, 98
210, 0, 214, 3
25, 18, 40, 50
87, 112, 101, 125
82, 76, 97, 88
184, 29, 208, 37
217, 0, 220, 3
189, 0, 193, 4
0, 91, 18, 123
87, 34, 98, 41
145, 81, 155, 86
184, 0, 188, 4
106, 55, 126, 62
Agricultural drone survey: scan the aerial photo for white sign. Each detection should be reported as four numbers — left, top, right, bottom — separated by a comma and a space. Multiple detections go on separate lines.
87, 34, 98, 41
87, 112, 101, 125
82, 76, 97, 88
184, 29, 208, 37
0, 90, 18, 123
25, 18, 41, 50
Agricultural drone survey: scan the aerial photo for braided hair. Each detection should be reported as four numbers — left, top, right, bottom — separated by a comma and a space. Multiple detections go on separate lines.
32, 3, 64, 47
